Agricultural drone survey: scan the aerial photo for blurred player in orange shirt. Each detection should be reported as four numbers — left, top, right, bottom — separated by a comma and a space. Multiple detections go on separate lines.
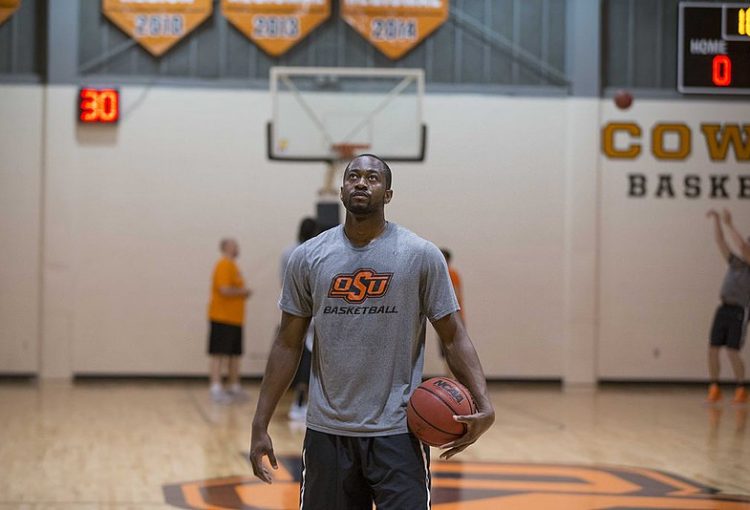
208, 238, 252, 402
439, 248, 464, 376
441, 248, 465, 324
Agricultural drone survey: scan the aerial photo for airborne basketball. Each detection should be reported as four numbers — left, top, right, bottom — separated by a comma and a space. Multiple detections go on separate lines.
614, 89, 633, 110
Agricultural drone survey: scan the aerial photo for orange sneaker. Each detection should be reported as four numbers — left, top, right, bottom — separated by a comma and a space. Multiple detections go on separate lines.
733, 387, 747, 404
707, 383, 722, 402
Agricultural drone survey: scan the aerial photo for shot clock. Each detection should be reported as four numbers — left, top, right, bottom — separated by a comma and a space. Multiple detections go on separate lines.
78, 88, 119, 124
678, 2, 750, 94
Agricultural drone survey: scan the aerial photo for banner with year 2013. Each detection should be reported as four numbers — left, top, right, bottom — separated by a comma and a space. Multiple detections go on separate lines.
222, 0, 331, 57
0, 0, 21, 26
102, 0, 213, 57
341, 0, 449, 60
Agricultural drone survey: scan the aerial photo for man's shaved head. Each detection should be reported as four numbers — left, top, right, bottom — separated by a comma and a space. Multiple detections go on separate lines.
345, 154, 392, 190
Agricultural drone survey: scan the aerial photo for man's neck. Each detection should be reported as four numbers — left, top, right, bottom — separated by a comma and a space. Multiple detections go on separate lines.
343, 213, 387, 248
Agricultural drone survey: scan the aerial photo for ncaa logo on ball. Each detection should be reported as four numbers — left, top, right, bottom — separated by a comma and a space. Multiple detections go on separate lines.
433, 379, 465, 404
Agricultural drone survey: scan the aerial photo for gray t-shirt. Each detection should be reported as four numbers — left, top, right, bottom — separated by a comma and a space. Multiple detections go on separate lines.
281, 242, 314, 351
279, 222, 459, 437
280, 244, 296, 286
720, 254, 750, 308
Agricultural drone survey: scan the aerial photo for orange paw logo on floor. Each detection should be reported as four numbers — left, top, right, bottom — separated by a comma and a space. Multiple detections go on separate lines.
163, 457, 750, 509
328, 269, 393, 304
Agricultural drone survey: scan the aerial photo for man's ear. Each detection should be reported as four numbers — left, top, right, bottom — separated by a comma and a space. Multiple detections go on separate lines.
384, 189, 393, 204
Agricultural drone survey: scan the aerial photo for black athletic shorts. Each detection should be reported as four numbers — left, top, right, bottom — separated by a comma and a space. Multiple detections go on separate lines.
709, 304, 747, 350
291, 346, 312, 387
208, 321, 243, 355
299, 429, 431, 510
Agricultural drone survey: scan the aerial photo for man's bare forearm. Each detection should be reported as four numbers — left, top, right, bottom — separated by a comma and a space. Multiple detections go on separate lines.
219, 286, 249, 298
439, 318, 493, 412
725, 223, 750, 261
252, 316, 309, 430
713, 217, 724, 242
709, 213, 730, 260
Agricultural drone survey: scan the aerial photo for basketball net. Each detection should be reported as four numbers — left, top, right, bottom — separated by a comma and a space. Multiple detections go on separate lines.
319, 143, 371, 196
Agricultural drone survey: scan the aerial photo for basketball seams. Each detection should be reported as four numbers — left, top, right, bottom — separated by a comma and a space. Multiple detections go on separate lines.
407, 377, 477, 446
413, 387, 467, 435
440, 378, 477, 414
467, 391, 477, 414
429, 377, 476, 414
418, 385, 473, 417
407, 400, 461, 443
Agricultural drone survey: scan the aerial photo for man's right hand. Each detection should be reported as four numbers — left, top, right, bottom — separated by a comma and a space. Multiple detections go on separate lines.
249, 429, 278, 484
706, 209, 719, 220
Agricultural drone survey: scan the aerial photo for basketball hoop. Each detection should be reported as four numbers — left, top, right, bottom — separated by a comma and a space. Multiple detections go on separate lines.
319, 143, 371, 196
330, 143, 371, 162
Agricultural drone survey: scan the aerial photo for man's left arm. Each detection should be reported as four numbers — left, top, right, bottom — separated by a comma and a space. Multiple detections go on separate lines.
432, 313, 495, 460
722, 209, 750, 262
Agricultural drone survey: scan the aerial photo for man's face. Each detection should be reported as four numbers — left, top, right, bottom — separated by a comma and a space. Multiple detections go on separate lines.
340, 156, 392, 216
225, 240, 239, 259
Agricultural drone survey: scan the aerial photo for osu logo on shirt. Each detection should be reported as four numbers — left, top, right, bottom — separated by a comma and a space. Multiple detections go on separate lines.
328, 269, 393, 304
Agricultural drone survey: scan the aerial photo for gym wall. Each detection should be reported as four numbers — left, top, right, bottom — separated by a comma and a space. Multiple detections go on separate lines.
2, 82, 748, 380
0, 85, 43, 374
1, 0, 749, 382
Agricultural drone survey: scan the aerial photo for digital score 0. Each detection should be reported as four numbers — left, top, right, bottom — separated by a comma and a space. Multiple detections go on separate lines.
679, 2, 750, 94
78, 88, 119, 124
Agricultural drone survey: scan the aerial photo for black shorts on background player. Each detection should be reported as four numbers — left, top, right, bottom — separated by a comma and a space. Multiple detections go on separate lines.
710, 304, 746, 350
208, 321, 243, 355
300, 429, 430, 510
291, 347, 312, 386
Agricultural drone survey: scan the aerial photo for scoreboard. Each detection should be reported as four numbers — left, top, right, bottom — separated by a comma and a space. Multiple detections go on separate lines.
678, 2, 750, 94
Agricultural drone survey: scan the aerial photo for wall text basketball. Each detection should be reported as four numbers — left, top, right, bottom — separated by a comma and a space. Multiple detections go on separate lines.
602, 122, 749, 199
626, 174, 750, 199
602, 122, 750, 162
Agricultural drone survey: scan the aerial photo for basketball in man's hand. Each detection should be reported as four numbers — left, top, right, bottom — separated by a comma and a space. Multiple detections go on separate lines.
407, 377, 476, 447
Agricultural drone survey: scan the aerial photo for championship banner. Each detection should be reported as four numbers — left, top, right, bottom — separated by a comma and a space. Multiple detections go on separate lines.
221, 0, 331, 57
0, 0, 21, 26
102, 0, 213, 57
341, 0, 449, 60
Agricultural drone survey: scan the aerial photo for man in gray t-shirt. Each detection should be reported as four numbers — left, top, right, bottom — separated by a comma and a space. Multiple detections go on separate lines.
281, 217, 318, 422
706, 209, 750, 404
250, 155, 495, 509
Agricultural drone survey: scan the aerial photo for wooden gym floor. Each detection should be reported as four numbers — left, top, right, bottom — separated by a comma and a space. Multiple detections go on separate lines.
1, 380, 748, 509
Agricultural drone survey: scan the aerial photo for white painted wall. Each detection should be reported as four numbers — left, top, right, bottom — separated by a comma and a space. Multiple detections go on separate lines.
42, 85, 314, 376
562, 99, 601, 386
0, 85, 43, 373
36, 86, 568, 378
2, 84, 748, 381
401, 94, 567, 378
598, 99, 750, 380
